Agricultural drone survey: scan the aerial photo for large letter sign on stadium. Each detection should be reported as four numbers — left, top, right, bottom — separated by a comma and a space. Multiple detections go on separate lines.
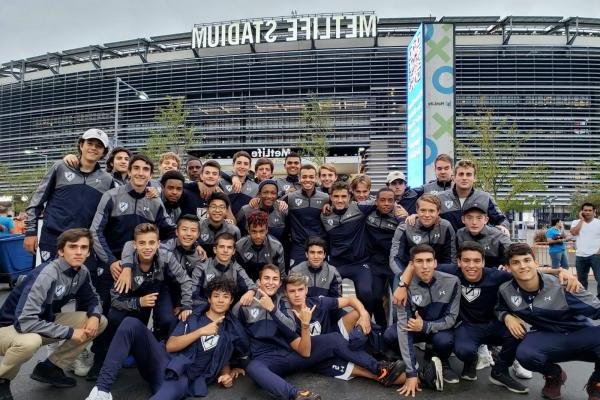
192, 15, 377, 48
406, 24, 455, 187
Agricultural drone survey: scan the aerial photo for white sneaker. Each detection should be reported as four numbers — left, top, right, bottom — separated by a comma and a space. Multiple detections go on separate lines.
476, 345, 494, 370
85, 387, 113, 400
71, 347, 94, 377
512, 360, 533, 379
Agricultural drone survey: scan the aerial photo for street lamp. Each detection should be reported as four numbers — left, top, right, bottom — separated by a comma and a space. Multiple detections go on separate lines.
24, 148, 49, 169
114, 77, 150, 146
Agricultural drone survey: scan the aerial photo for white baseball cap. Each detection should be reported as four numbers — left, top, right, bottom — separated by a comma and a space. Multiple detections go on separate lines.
386, 171, 407, 184
81, 128, 109, 148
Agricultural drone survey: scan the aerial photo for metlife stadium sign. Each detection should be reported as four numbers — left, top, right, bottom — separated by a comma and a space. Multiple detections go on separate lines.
192, 14, 377, 49
406, 23, 455, 188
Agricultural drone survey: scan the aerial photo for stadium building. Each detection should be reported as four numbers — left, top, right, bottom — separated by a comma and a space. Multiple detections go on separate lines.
1, 13, 599, 209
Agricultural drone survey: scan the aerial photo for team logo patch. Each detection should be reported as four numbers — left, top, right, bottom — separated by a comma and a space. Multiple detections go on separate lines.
444, 200, 453, 209
134, 276, 144, 285
284, 184, 290, 190
206, 273, 215, 282
309, 321, 322, 336
41, 251, 51, 261
64, 171, 75, 182
250, 307, 260, 319
71, 279, 79, 287
143, 206, 150, 212
294, 198, 303, 206
327, 219, 334, 226
201, 335, 219, 351
226, 185, 232, 191
55, 284, 66, 297
290, 259, 295, 266
118, 202, 128, 212
368, 216, 375, 223
511, 295, 522, 307
97, 267, 104, 276
412, 235, 422, 244
411, 294, 423, 305
461, 286, 481, 302
201, 233, 209, 242
244, 252, 253, 260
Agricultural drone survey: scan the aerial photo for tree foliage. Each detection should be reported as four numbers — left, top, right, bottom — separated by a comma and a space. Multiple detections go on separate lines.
298, 96, 332, 166
570, 160, 600, 216
142, 97, 199, 164
457, 108, 548, 213
0, 162, 48, 212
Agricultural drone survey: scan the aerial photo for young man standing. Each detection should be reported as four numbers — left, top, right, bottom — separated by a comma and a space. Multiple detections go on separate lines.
180, 160, 222, 220
158, 152, 181, 176
318, 164, 337, 194
24, 128, 113, 261
276, 152, 303, 197
385, 171, 422, 215
570, 203, 600, 296
290, 236, 342, 298
160, 170, 185, 223
390, 194, 455, 275
387, 244, 459, 395
546, 219, 569, 269
235, 210, 285, 281
237, 179, 287, 242
85, 277, 248, 400
0, 229, 107, 398
455, 204, 512, 269
437, 159, 509, 233
421, 154, 454, 195
254, 158, 275, 183
185, 157, 203, 182
498, 242, 600, 400
287, 164, 330, 266
220, 151, 258, 215
198, 192, 241, 258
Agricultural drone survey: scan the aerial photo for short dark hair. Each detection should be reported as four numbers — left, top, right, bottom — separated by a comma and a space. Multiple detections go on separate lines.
255, 157, 274, 173
457, 241, 485, 261
305, 236, 327, 252
376, 187, 395, 198
409, 244, 436, 261
57, 228, 93, 252
106, 147, 131, 172
330, 181, 351, 194
551, 218, 561, 227
581, 202, 596, 211
177, 214, 200, 228
248, 210, 269, 228
160, 170, 185, 186
128, 153, 154, 174
233, 151, 252, 164
202, 159, 221, 172
186, 156, 202, 167
505, 242, 535, 262
207, 191, 230, 208
206, 276, 236, 298
134, 223, 159, 240
300, 164, 317, 174
285, 152, 301, 162
214, 232, 236, 246
258, 263, 281, 279
435, 154, 454, 166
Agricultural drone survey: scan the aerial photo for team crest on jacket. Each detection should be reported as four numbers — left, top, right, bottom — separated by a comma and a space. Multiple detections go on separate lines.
201, 233, 209, 242
225, 185, 232, 191
97, 267, 104, 276
244, 252, 253, 260
444, 200, 453, 209
327, 219, 334, 226
461, 287, 481, 302
309, 321, 322, 336
294, 198, 303, 206
118, 202, 128, 212
284, 184, 290, 190
412, 235, 422, 244
411, 294, 423, 305
134, 276, 144, 285
64, 171, 75, 182
201, 335, 219, 351
250, 307, 260, 319
206, 273, 215, 282
55, 284, 66, 297
41, 251, 51, 261
511, 295, 522, 307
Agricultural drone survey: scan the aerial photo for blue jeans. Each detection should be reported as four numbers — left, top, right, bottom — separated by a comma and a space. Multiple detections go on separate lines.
550, 251, 569, 269
575, 254, 600, 297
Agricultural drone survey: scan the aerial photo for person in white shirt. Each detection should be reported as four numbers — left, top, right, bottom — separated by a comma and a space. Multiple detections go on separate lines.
570, 202, 600, 297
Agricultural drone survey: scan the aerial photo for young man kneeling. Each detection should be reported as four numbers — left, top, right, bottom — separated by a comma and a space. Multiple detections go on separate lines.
86, 276, 248, 400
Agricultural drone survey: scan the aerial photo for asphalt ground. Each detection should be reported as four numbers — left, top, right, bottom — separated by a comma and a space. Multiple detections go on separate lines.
1, 282, 597, 400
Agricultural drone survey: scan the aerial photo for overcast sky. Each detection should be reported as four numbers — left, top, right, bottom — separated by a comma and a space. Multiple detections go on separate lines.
2, 0, 599, 63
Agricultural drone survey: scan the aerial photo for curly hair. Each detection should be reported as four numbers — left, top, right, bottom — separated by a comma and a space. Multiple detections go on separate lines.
206, 276, 237, 298
248, 210, 269, 228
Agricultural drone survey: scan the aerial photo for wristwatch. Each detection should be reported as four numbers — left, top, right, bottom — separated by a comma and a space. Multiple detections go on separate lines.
398, 280, 408, 289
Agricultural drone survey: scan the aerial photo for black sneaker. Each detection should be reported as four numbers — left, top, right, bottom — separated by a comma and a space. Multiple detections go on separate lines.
442, 359, 460, 384
461, 361, 477, 381
489, 368, 529, 394
86, 361, 102, 382
0, 379, 13, 400
294, 389, 321, 400
418, 356, 443, 392
377, 360, 407, 386
30, 361, 76, 388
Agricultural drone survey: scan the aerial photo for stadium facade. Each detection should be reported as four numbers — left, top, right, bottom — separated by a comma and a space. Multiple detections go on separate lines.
1, 13, 599, 208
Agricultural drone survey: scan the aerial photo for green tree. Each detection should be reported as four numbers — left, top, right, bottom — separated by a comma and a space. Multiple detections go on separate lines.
142, 97, 199, 164
298, 96, 332, 166
570, 160, 600, 216
0, 163, 47, 212
457, 108, 548, 213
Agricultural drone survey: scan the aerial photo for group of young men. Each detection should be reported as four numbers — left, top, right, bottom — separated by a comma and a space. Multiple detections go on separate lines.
0, 128, 599, 400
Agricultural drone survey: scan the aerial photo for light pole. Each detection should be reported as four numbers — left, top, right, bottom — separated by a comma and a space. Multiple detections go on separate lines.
114, 77, 149, 146
24, 149, 49, 169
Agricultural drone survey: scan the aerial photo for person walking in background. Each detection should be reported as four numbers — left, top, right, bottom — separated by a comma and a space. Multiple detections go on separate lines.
570, 203, 600, 297
546, 219, 569, 270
